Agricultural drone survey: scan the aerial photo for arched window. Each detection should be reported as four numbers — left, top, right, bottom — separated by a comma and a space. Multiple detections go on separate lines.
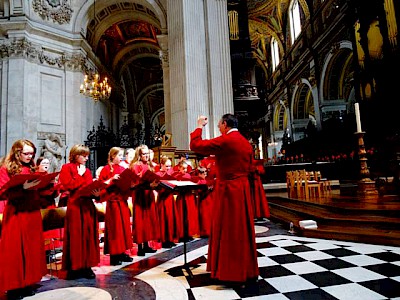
271, 37, 280, 72
289, 0, 302, 44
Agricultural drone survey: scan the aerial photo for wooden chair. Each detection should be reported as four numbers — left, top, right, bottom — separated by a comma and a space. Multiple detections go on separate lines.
293, 170, 307, 198
286, 171, 297, 198
300, 170, 321, 199
315, 170, 331, 193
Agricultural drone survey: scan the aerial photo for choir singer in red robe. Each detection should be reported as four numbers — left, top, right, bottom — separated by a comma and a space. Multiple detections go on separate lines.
0, 139, 46, 299
98, 147, 133, 265
58, 144, 100, 280
190, 114, 259, 286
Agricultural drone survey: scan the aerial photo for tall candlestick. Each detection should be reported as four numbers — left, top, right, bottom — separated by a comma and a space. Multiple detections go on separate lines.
354, 102, 362, 132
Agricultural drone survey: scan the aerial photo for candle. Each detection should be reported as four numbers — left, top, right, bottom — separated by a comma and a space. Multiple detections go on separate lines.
354, 102, 362, 132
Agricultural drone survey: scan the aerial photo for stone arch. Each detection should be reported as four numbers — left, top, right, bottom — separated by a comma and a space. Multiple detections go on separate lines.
292, 79, 314, 120
136, 83, 163, 111
320, 41, 353, 103
114, 43, 160, 76
72, 0, 166, 35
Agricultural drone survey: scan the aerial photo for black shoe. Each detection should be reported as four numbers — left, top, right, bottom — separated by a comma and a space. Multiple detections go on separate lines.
144, 247, 157, 253
179, 236, 194, 242
143, 243, 157, 253
82, 268, 96, 279
119, 253, 133, 262
162, 241, 173, 248
110, 255, 122, 266
6, 289, 23, 300
22, 286, 36, 297
66, 269, 82, 280
219, 280, 246, 289
162, 241, 176, 248
137, 250, 146, 256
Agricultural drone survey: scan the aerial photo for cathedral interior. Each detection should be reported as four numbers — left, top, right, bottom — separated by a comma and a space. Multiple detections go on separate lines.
1, 0, 400, 178
1, 1, 400, 299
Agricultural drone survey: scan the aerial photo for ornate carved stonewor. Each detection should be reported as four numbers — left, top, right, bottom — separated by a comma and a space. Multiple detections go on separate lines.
0, 38, 85, 71
32, 0, 73, 25
159, 49, 169, 68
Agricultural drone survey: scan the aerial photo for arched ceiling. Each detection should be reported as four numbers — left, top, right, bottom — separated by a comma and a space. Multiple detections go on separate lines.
86, 1, 164, 142
85, 0, 289, 140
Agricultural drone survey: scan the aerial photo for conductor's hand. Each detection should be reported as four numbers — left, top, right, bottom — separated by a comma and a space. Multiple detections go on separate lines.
77, 164, 86, 176
23, 179, 41, 190
197, 115, 208, 128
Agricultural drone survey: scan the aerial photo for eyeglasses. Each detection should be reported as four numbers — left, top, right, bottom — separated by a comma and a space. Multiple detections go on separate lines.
141, 153, 149, 155
21, 152, 34, 156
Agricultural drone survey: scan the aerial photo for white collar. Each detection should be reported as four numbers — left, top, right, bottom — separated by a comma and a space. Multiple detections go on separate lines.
227, 128, 238, 134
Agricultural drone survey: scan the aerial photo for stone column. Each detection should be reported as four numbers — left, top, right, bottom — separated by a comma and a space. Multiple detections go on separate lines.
5, 57, 25, 149
204, 0, 234, 137
157, 34, 172, 133
167, 0, 233, 148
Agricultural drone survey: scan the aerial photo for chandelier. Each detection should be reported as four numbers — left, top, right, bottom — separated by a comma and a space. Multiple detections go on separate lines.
80, 73, 112, 102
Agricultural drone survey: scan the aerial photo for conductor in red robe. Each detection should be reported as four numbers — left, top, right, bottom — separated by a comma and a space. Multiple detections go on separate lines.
190, 114, 259, 285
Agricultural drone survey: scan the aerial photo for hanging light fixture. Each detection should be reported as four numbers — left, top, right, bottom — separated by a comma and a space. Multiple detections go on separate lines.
79, 0, 111, 102
80, 73, 111, 102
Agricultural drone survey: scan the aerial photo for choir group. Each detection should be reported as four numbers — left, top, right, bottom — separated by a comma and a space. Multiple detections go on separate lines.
0, 136, 269, 299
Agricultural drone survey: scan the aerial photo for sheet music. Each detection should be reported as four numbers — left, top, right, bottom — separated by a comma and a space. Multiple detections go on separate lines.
160, 180, 198, 187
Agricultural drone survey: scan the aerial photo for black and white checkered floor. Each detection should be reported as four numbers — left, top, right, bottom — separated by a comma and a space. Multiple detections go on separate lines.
137, 235, 400, 300
7, 223, 400, 300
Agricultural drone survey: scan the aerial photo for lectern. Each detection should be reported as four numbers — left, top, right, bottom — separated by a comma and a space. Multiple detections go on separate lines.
159, 180, 207, 278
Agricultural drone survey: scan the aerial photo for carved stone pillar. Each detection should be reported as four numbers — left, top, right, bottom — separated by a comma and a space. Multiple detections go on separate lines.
167, 0, 234, 149
204, 0, 234, 137
157, 34, 172, 134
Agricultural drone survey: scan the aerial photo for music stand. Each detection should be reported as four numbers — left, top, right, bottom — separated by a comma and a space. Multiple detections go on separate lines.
159, 180, 207, 278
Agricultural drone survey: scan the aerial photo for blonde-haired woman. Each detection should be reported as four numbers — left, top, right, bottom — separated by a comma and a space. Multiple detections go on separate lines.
130, 144, 160, 256
0, 139, 46, 299
98, 147, 133, 265
59, 144, 100, 280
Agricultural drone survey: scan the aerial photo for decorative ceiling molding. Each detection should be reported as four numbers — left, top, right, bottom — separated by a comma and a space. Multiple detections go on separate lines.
32, 0, 73, 25
0, 38, 85, 71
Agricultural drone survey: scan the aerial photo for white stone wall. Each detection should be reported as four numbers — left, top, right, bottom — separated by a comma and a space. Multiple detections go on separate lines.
0, 0, 113, 157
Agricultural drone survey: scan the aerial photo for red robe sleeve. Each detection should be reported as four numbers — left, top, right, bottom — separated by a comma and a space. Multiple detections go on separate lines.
99, 165, 112, 182
0, 167, 10, 189
59, 163, 92, 192
190, 128, 224, 156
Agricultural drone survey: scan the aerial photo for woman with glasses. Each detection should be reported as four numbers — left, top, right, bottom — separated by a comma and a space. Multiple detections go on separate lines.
130, 145, 160, 256
0, 139, 46, 299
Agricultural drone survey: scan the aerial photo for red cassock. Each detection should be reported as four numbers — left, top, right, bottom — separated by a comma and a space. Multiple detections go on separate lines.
131, 163, 160, 244
250, 160, 270, 219
155, 171, 179, 242
58, 163, 100, 271
196, 178, 215, 237
99, 164, 133, 255
174, 172, 200, 238
190, 128, 259, 283
36, 171, 64, 249
0, 166, 47, 292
